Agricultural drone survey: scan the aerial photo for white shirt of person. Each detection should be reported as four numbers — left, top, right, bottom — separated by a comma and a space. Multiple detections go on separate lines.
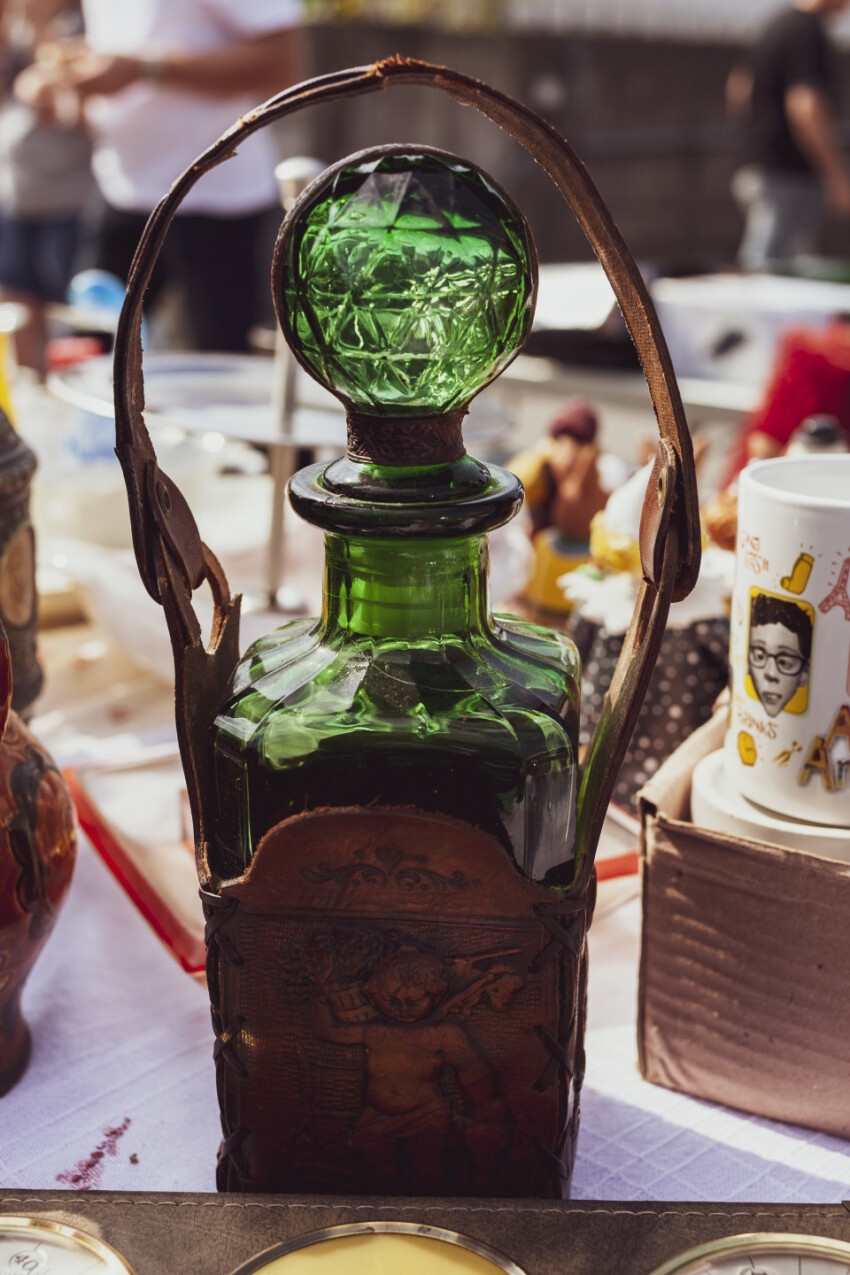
81, 0, 301, 216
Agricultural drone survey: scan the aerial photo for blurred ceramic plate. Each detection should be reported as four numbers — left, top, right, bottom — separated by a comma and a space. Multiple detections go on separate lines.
30, 427, 226, 549
47, 351, 513, 451
48, 351, 342, 446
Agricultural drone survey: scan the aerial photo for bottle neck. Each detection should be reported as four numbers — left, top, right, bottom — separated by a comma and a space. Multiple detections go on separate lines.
322, 533, 491, 641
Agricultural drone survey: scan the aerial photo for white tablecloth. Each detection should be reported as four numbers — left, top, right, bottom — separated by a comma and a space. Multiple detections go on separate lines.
4, 833, 849, 1200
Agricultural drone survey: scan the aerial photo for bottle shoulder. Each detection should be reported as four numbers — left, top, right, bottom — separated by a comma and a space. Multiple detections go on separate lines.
229, 616, 320, 696
232, 611, 579, 689
214, 614, 580, 756
491, 611, 580, 681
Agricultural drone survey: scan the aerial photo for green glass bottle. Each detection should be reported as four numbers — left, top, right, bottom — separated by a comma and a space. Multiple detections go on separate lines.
208, 147, 584, 1198
212, 147, 579, 889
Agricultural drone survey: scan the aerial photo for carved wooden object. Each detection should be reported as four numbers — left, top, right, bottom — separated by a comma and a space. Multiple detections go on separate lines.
0, 621, 76, 1095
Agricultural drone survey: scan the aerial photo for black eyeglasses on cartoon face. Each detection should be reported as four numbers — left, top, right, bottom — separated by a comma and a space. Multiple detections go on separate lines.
747, 644, 807, 676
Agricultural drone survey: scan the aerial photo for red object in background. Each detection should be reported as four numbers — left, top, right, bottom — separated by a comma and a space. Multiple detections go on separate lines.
726, 319, 850, 484
65, 767, 206, 976
45, 336, 108, 370
596, 850, 639, 880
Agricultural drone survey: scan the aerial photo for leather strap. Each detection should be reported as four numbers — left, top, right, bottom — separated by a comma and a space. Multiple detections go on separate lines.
0, 618, 10, 745
112, 57, 700, 892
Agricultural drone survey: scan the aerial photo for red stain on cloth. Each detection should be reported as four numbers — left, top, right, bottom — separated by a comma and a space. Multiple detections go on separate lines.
56, 1117, 131, 1189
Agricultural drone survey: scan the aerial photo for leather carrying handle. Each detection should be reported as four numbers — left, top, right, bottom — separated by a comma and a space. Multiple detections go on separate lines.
113, 56, 700, 893
0, 617, 10, 745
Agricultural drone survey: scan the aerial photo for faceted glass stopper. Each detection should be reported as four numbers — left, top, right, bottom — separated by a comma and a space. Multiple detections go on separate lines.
275, 147, 537, 418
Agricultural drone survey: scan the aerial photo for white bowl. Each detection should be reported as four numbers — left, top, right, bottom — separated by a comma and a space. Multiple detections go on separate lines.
692, 748, 850, 863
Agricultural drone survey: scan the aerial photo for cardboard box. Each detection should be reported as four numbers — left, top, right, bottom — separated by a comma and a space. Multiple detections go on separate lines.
638, 710, 850, 1138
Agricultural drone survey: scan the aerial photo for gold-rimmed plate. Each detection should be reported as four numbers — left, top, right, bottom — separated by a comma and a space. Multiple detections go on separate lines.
0, 1215, 136, 1274
228, 1221, 526, 1275
648, 1231, 850, 1274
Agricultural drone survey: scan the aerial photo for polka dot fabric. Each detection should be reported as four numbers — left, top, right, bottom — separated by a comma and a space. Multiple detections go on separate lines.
568, 616, 730, 814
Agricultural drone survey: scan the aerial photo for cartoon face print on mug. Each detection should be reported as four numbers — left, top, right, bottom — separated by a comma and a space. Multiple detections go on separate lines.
746, 589, 813, 717
725, 455, 850, 827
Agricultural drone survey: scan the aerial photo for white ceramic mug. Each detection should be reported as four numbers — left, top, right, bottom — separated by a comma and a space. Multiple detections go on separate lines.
725, 455, 850, 828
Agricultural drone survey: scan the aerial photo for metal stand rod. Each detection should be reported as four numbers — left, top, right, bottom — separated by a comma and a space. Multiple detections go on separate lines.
262, 157, 325, 612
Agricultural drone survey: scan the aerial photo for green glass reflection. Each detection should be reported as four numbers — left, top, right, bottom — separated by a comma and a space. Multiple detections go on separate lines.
277, 149, 536, 415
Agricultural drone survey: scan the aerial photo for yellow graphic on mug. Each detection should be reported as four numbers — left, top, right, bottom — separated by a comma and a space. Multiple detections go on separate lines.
774, 740, 802, 766
780, 552, 813, 595
798, 704, 850, 791
745, 588, 813, 716
738, 731, 757, 765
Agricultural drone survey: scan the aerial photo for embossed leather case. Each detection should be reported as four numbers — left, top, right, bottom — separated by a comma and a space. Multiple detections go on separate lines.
204, 807, 590, 1197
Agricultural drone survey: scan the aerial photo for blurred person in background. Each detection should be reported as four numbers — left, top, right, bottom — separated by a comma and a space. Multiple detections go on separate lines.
728, 0, 850, 271
21, 0, 304, 351
0, 0, 92, 376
